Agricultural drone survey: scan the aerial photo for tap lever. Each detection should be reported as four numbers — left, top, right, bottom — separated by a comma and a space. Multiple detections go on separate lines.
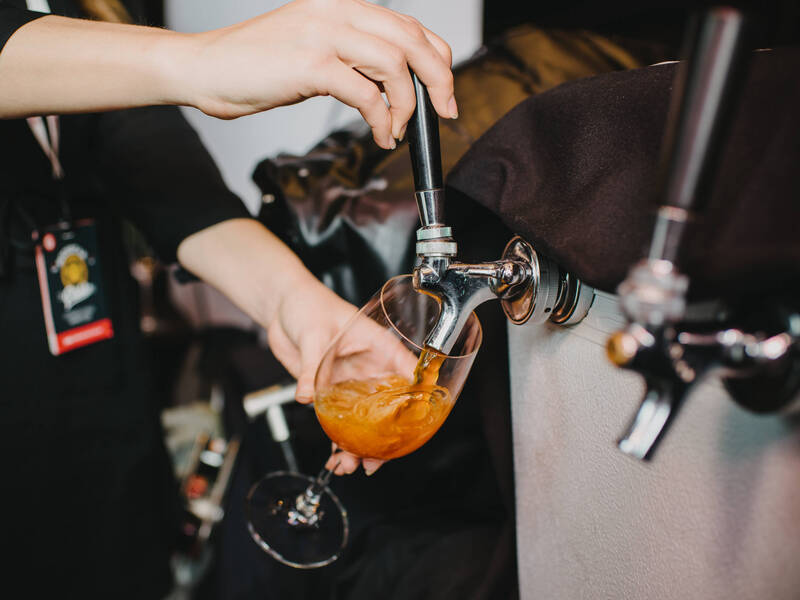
407, 71, 444, 195
407, 70, 455, 259
650, 7, 753, 263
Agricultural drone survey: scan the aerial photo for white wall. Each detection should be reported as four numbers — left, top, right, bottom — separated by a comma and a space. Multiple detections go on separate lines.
165, 0, 483, 213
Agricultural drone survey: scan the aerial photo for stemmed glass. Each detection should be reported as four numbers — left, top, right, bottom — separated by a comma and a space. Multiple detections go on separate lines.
245, 275, 482, 568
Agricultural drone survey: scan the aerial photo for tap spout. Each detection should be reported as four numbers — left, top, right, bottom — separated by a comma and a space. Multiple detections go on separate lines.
608, 323, 693, 460
413, 238, 595, 354
414, 259, 533, 354
414, 265, 496, 354
618, 380, 687, 460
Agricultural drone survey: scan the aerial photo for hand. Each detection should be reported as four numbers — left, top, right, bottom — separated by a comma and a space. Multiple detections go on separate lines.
268, 273, 426, 477
310, 303, 419, 476
264, 274, 357, 403
326, 444, 383, 477
186, 0, 456, 148
176, 219, 357, 396
177, 218, 410, 477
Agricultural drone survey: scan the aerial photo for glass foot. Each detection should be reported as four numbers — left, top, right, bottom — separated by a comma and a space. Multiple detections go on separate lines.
246, 471, 348, 568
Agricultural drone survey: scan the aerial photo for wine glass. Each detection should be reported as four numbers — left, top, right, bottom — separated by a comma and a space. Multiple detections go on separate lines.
246, 274, 482, 568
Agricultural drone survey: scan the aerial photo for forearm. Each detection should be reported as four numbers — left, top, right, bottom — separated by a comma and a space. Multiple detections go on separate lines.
0, 0, 456, 146
0, 15, 193, 117
176, 218, 316, 329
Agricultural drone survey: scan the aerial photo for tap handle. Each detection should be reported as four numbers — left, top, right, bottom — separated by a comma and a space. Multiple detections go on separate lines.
648, 7, 753, 264
407, 71, 444, 193
657, 7, 752, 215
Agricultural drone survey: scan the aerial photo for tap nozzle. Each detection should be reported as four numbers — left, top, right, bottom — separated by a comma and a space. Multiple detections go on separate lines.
610, 315, 800, 460
414, 237, 595, 354
608, 323, 692, 460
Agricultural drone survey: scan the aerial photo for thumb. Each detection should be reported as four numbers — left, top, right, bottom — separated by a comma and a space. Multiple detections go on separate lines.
362, 458, 384, 476
295, 336, 328, 404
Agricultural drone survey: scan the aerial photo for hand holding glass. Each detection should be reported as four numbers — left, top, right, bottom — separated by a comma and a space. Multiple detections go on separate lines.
246, 275, 482, 567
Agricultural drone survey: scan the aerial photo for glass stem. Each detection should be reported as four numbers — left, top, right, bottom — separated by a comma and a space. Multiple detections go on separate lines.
288, 455, 341, 527
306, 463, 336, 500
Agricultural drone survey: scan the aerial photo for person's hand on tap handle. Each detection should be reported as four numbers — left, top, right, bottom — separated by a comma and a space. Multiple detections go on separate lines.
0, 0, 458, 149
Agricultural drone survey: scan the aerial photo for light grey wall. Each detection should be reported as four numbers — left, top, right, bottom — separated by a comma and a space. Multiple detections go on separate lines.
164, 0, 483, 213
509, 292, 800, 600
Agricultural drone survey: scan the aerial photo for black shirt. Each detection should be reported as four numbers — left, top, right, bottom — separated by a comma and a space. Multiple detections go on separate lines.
0, 1, 250, 596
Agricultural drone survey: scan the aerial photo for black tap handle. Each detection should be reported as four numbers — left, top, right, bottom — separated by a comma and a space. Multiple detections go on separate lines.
407, 71, 443, 192
657, 7, 753, 214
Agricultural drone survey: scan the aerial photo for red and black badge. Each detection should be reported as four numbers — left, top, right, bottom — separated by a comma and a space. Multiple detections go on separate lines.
34, 219, 114, 356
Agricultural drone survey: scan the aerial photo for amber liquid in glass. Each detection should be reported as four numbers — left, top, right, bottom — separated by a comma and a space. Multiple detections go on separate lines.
314, 349, 452, 460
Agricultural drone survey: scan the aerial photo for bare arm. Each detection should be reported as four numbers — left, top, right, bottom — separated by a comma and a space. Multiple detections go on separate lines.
0, 15, 189, 116
176, 218, 385, 476
176, 218, 357, 404
0, 0, 457, 148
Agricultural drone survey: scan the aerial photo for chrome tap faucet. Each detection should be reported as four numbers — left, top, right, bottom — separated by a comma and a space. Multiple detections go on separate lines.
407, 72, 595, 353
606, 7, 797, 460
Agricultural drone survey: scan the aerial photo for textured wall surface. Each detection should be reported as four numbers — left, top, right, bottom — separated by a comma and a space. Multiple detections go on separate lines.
508, 292, 800, 600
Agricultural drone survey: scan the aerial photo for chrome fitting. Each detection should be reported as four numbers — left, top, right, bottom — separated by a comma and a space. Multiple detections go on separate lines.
618, 259, 689, 327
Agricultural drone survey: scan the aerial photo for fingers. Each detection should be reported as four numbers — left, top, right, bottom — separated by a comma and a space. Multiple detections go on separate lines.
417, 23, 453, 68
294, 374, 314, 404
333, 27, 415, 141
325, 445, 384, 476
396, 13, 453, 71
391, 341, 420, 379
325, 445, 361, 475
342, 1, 457, 121
362, 458, 384, 476
323, 61, 394, 149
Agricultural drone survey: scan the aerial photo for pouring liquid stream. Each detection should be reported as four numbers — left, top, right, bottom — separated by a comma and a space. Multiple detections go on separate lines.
314, 348, 452, 460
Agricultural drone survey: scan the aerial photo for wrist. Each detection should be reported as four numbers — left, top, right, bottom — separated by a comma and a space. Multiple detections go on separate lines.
149, 28, 202, 108
263, 264, 322, 329
177, 218, 320, 330
161, 27, 244, 117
